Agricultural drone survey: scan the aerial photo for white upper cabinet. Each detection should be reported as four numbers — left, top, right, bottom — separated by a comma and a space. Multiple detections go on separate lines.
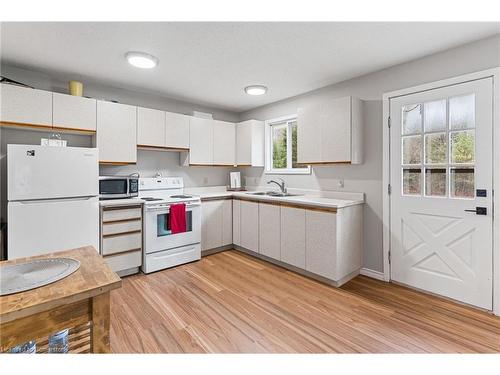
165, 111, 190, 150
137, 107, 165, 147
213, 120, 235, 166
0, 84, 52, 127
297, 96, 363, 164
236, 119, 265, 166
97, 101, 137, 164
52, 92, 96, 132
188, 117, 213, 165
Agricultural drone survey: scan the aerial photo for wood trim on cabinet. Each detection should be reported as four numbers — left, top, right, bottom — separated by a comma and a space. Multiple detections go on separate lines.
189, 163, 237, 167
295, 161, 352, 166
232, 196, 337, 213
102, 248, 141, 258
200, 196, 233, 202
99, 161, 136, 166
137, 144, 190, 152
102, 230, 141, 239
0, 121, 96, 135
102, 205, 142, 212
102, 217, 142, 225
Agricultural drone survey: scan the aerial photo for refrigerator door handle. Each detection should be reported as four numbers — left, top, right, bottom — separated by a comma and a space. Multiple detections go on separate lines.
14, 196, 98, 204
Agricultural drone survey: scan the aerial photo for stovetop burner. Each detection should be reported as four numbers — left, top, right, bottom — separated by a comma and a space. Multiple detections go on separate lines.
170, 195, 193, 199
141, 197, 163, 201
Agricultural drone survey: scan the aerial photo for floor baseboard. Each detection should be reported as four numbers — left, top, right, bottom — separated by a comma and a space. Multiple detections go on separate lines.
360, 268, 386, 281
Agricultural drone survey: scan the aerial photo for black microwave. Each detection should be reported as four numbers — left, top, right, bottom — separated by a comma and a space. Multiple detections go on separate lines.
99, 176, 139, 200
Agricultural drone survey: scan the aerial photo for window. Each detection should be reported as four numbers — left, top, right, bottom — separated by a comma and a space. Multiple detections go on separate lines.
265, 115, 311, 174
401, 94, 475, 199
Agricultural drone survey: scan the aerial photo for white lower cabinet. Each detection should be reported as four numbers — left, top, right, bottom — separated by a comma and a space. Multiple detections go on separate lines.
240, 200, 259, 252
305, 210, 337, 279
280, 206, 306, 268
232, 199, 241, 246
258, 203, 280, 260
201, 199, 233, 251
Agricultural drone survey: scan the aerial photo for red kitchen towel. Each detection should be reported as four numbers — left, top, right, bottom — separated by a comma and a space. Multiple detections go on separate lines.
169, 203, 187, 234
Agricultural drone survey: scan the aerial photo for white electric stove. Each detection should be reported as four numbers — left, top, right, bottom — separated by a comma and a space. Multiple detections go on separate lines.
139, 177, 201, 273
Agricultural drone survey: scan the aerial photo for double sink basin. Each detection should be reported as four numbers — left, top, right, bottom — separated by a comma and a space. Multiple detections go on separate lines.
246, 191, 300, 198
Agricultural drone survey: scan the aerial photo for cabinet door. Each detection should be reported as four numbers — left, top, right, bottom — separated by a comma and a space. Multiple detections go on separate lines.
189, 117, 213, 165
321, 96, 351, 163
221, 199, 233, 246
201, 200, 222, 251
53, 92, 96, 131
232, 199, 241, 246
305, 209, 336, 279
297, 105, 322, 163
213, 120, 235, 165
1, 84, 52, 126
236, 121, 252, 165
259, 203, 280, 260
165, 111, 190, 149
137, 107, 165, 147
280, 206, 306, 268
240, 200, 259, 252
97, 101, 137, 163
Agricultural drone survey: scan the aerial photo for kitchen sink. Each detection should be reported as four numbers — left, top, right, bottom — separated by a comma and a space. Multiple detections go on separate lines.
246, 191, 301, 197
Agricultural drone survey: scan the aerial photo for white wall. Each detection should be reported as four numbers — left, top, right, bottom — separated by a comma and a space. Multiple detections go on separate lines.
239, 34, 500, 272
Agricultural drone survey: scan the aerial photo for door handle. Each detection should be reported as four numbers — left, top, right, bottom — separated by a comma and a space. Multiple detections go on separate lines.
464, 207, 487, 215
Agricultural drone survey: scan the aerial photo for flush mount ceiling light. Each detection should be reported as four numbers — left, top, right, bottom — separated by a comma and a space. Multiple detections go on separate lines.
244, 85, 268, 96
125, 51, 159, 69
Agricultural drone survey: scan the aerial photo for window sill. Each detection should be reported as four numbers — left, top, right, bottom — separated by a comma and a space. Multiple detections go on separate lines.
265, 167, 311, 175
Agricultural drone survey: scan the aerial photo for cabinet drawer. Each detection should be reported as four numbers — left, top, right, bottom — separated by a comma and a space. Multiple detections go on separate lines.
102, 232, 141, 256
102, 219, 142, 236
104, 250, 142, 272
102, 207, 142, 222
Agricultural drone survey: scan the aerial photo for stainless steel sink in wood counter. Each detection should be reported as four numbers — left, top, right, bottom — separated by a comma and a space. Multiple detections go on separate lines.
0, 246, 121, 353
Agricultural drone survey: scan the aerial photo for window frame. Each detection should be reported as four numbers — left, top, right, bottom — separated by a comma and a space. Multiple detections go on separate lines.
264, 114, 311, 175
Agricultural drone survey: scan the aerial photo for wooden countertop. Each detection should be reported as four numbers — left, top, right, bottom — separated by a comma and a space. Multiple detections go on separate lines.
0, 246, 121, 324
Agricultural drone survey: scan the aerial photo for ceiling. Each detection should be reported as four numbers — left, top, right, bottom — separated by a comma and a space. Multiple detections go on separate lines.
1, 22, 499, 112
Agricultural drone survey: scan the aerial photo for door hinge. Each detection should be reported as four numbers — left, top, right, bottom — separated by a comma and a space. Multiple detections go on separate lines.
388, 116, 391, 128
388, 184, 392, 195
388, 251, 391, 264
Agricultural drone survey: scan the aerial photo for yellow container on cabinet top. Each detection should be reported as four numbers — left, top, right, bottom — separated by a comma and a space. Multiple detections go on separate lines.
69, 80, 83, 96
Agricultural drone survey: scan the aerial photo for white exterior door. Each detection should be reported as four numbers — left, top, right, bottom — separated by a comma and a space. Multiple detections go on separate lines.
389, 78, 493, 309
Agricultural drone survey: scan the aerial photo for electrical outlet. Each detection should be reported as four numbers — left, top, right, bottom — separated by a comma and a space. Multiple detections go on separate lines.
338, 179, 344, 188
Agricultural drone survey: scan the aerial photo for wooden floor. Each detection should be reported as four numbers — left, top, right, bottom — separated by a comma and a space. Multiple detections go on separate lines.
110, 250, 500, 353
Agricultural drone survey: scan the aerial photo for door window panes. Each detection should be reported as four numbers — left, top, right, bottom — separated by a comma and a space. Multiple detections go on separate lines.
400, 92, 476, 199
424, 100, 446, 132
402, 104, 422, 135
450, 130, 475, 164
450, 94, 475, 130
425, 133, 446, 164
402, 136, 421, 165
425, 168, 446, 197
403, 168, 421, 195
450, 168, 475, 198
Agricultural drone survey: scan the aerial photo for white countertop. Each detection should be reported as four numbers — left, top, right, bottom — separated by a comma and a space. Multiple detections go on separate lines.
185, 186, 364, 209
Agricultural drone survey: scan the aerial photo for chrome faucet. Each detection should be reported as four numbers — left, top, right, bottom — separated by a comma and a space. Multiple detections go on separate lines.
267, 178, 287, 194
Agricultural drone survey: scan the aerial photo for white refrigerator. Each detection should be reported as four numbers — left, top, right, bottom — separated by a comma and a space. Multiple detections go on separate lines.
7, 144, 99, 259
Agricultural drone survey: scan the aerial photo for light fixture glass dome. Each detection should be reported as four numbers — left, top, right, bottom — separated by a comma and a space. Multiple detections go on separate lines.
244, 85, 268, 96
125, 51, 159, 69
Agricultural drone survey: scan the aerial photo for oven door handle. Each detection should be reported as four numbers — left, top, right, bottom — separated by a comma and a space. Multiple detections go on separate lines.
146, 203, 200, 212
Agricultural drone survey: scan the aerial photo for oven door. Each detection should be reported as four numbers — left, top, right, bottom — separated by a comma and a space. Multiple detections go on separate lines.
144, 203, 201, 254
